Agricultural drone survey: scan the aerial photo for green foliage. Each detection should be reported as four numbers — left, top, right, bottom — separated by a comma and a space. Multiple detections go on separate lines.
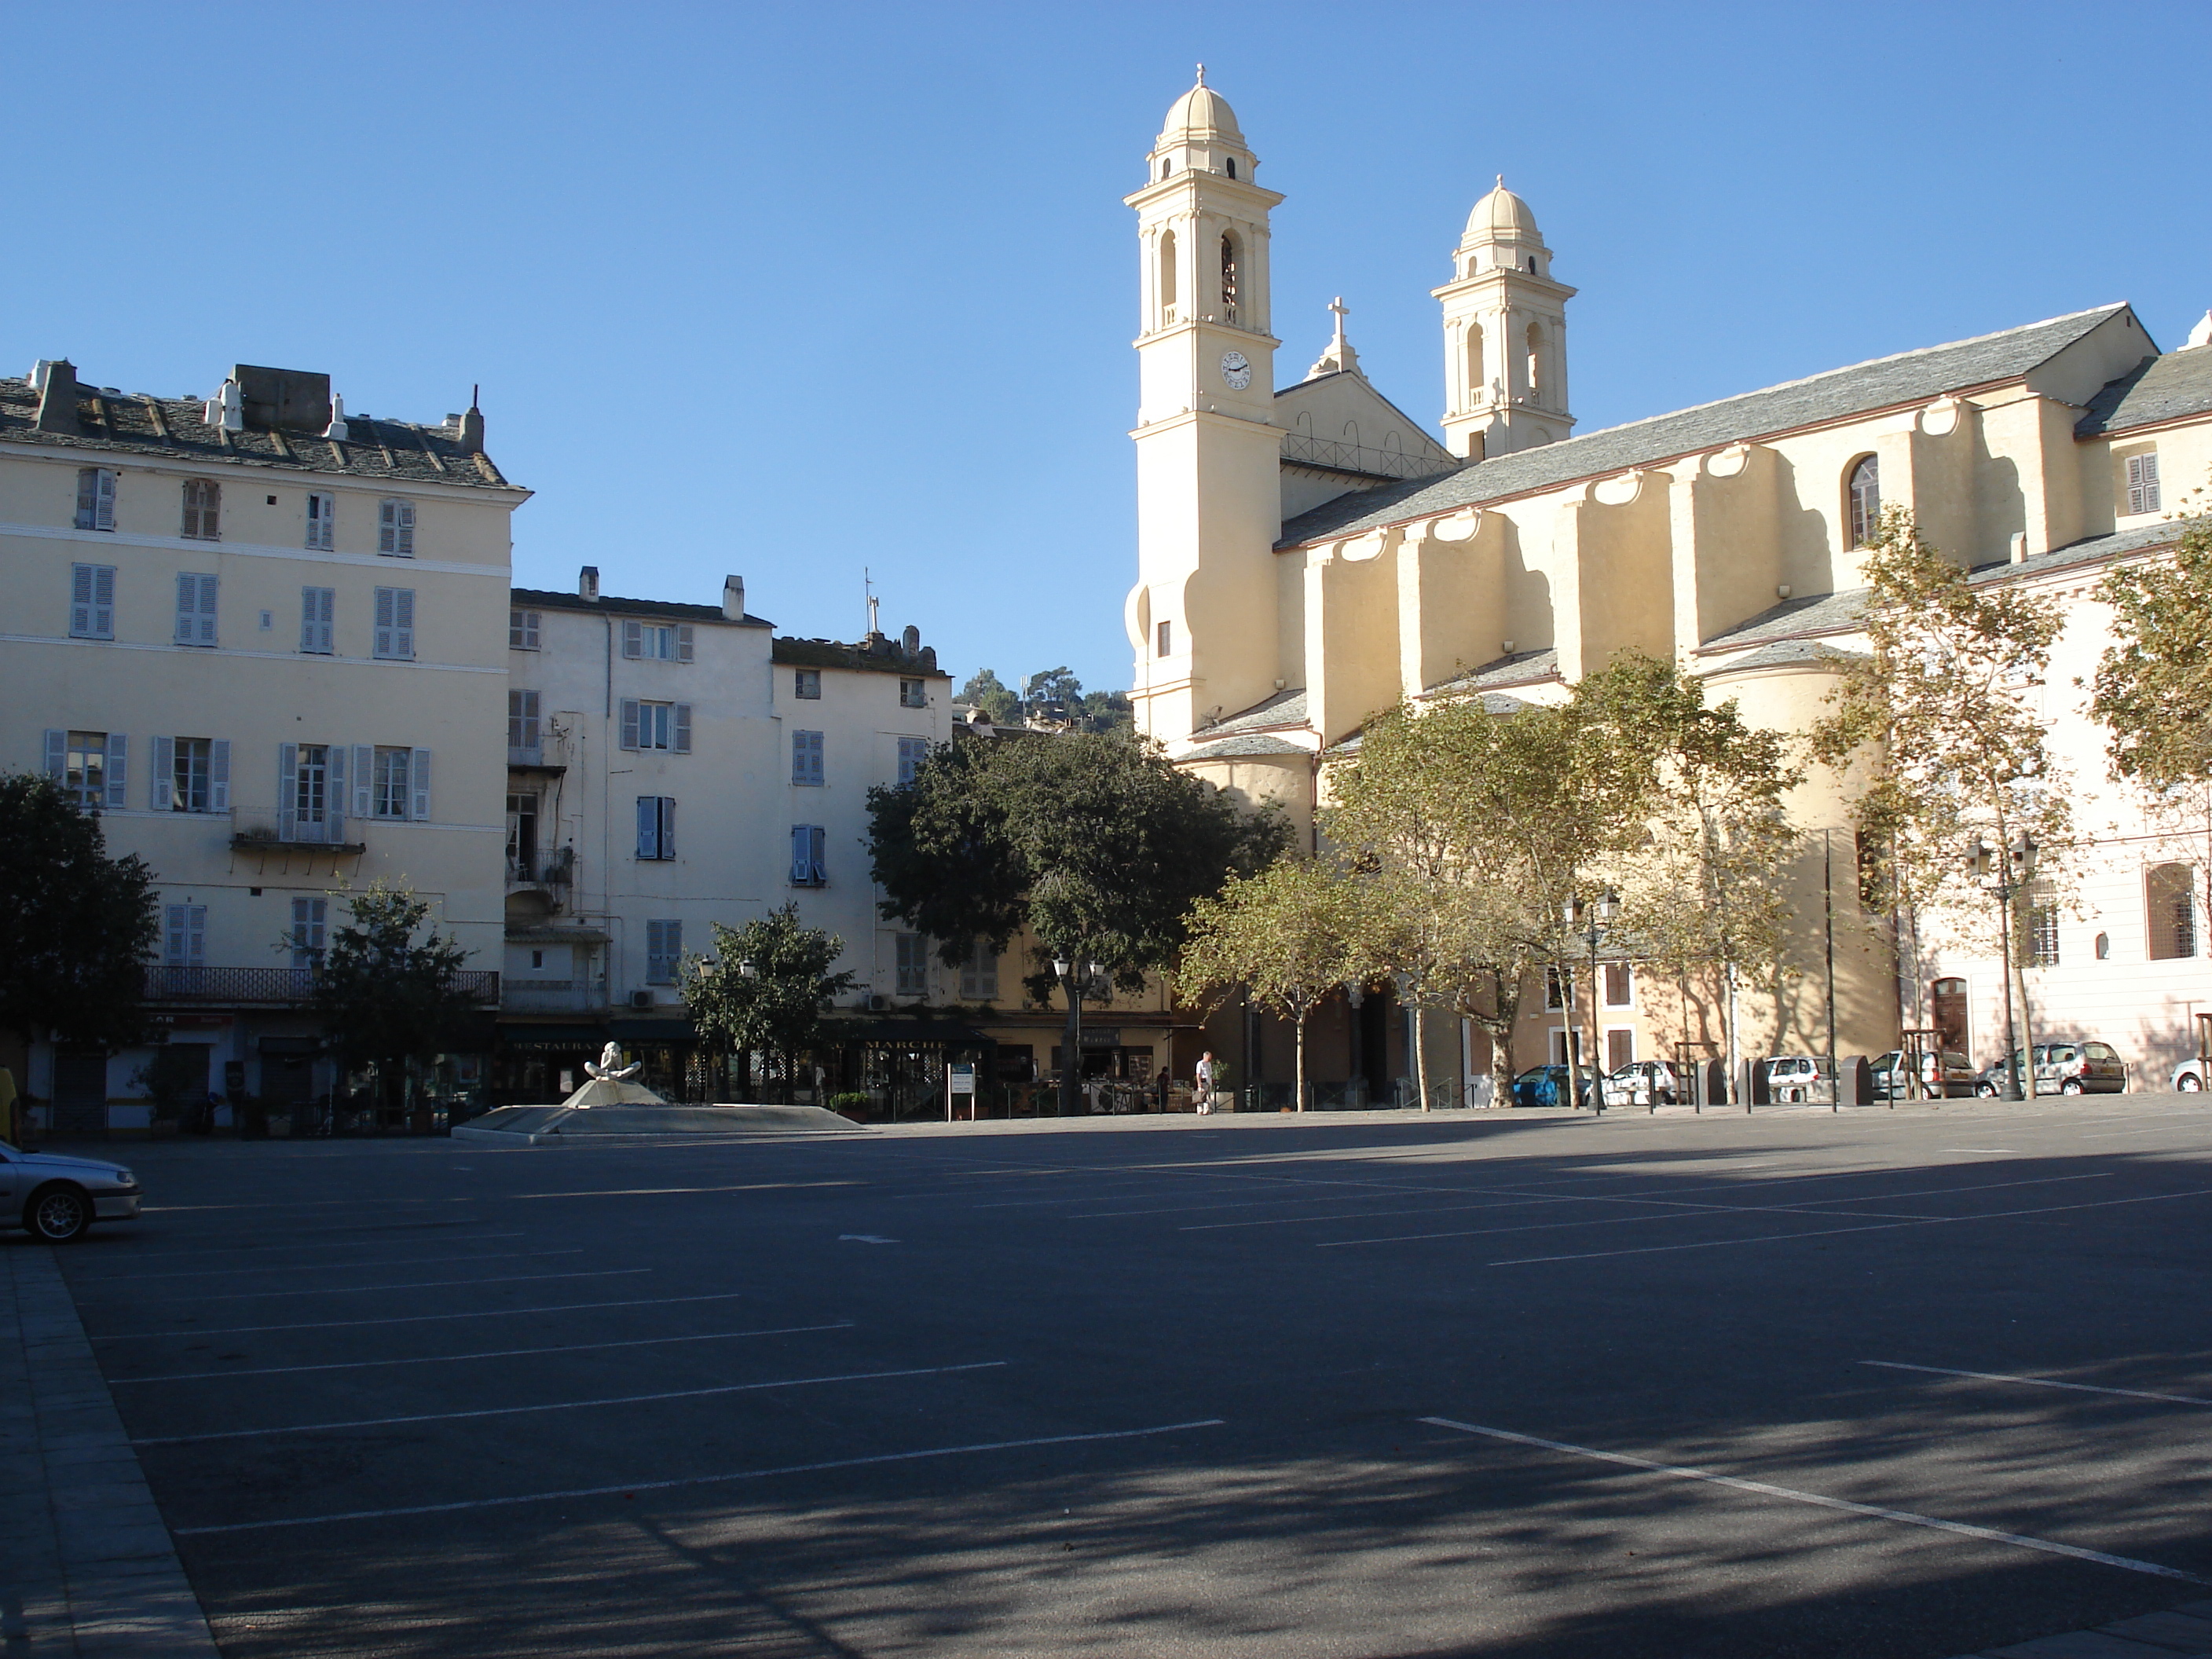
0, 772, 159, 1049
131, 1042, 209, 1122
309, 881, 477, 1108
2091, 509, 2212, 791
682, 904, 858, 1101
958, 668, 1021, 725
1811, 507, 2069, 923
961, 667, 1133, 734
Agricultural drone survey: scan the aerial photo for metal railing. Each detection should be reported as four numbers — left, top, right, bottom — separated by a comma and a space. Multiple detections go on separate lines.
1280, 433, 1461, 482
506, 846, 573, 887
143, 965, 500, 1005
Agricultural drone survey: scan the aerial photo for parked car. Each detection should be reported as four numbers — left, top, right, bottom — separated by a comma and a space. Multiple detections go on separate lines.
1602, 1060, 1682, 1108
1512, 1065, 1599, 1108
1976, 1042, 2127, 1097
1763, 1055, 1837, 1104
0, 1138, 142, 1242
1870, 1049, 1977, 1099
2174, 1057, 2209, 1092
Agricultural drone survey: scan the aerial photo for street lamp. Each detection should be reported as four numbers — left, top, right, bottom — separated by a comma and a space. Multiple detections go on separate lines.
1053, 955, 1090, 1118
1563, 889, 1621, 1113
1969, 831, 2040, 1101
1343, 980, 1366, 1109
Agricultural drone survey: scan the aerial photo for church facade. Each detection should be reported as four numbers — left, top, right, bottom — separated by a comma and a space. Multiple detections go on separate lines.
1125, 74, 2212, 1097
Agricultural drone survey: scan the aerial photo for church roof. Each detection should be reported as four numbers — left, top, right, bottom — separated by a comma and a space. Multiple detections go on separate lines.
2075, 346, 2212, 437
1464, 179, 1540, 241
1159, 73, 1243, 144
1280, 304, 2136, 548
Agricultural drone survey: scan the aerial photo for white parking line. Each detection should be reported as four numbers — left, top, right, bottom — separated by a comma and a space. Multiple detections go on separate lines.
170, 1417, 1229, 1534
1419, 1416, 2206, 1584
93, 1288, 749, 1341
71, 1247, 583, 1285
111, 1322, 859, 1385
132, 1360, 1010, 1445
90, 1268, 650, 1304
1862, 1360, 2212, 1407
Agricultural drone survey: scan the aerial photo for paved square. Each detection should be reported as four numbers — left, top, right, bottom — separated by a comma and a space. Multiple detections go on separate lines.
38, 1101, 2212, 1656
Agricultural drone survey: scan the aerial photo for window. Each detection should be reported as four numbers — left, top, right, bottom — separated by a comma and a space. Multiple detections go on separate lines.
958, 940, 998, 1001
1465, 323, 1485, 397
1606, 1029, 1635, 1071
790, 824, 826, 887
1848, 456, 1881, 548
509, 608, 542, 650
621, 619, 694, 661
635, 796, 676, 860
1602, 962, 1632, 1008
1156, 620, 1173, 657
1159, 229, 1178, 322
70, 563, 115, 639
377, 498, 416, 557
163, 904, 207, 969
75, 467, 115, 531
619, 699, 691, 753
372, 587, 416, 660
282, 742, 344, 842
300, 587, 335, 654
2027, 889, 2060, 968
1524, 320, 1544, 397
2126, 452, 2162, 515
793, 668, 822, 699
793, 730, 825, 786
507, 792, 539, 881
174, 573, 218, 646
646, 920, 683, 984
371, 748, 415, 819
1225, 156, 1236, 180
306, 492, 335, 550
45, 730, 123, 810
1220, 231, 1240, 324
290, 897, 326, 971
150, 736, 226, 812
2147, 862, 2196, 960
1544, 966, 1572, 1011
899, 677, 928, 709
895, 933, 928, 997
897, 737, 929, 786
181, 478, 219, 540
509, 690, 541, 758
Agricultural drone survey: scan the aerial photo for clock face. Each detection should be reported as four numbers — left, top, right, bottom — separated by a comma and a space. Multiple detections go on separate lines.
1220, 350, 1252, 391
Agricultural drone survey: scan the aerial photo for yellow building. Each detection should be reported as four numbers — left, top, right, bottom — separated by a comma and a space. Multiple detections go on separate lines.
1126, 74, 2212, 1101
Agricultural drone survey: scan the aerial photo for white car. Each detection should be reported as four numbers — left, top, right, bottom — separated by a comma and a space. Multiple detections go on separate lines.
0, 1139, 143, 1242
2174, 1057, 2210, 1093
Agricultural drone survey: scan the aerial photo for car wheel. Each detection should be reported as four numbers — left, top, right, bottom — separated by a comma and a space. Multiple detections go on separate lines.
2181, 1074, 2203, 1092
1977, 1083, 1997, 1097
2060, 1079, 2084, 1096
26, 1184, 92, 1243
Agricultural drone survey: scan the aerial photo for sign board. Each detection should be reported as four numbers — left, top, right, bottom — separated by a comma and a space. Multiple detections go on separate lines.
949, 1064, 977, 1095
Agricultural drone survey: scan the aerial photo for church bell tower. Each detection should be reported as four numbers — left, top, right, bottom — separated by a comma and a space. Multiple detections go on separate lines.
1125, 69, 1286, 748
1435, 178, 1576, 460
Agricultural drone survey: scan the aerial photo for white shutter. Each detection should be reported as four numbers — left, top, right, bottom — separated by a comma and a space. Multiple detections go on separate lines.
94, 468, 115, 530
104, 734, 127, 808
185, 905, 207, 967
672, 704, 692, 754
209, 740, 229, 811
808, 825, 826, 884
397, 500, 416, 555
379, 499, 396, 553
302, 587, 335, 654
351, 746, 374, 819
93, 565, 113, 635
410, 748, 431, 821
620, 699, 641, 750
676, 624, 694, 663
164, 905, 187, 967
328, 745, 346, 842
373, 588, 394, 657
658, 797, 673, 859
790, 825, 810, 884
622, 618, 643, 659
42, 730, 64, 779
150, 736, 174, 811
394, 588, 415, 658
636, 797, 658, 859
76, 469, 98, 529
71, 564, 93, 635
196, 575, 217, 644
280, 743, 298, 835
174, 573, 196, 643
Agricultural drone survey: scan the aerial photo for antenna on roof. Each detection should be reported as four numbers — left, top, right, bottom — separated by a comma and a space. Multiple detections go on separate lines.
864, 567, 880, 637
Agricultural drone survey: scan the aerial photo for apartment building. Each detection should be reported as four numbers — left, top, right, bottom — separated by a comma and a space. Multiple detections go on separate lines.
1, 361, 528, 1131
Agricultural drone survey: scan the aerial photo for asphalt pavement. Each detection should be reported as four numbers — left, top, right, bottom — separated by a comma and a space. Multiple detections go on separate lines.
20, 1097, 2212, 1657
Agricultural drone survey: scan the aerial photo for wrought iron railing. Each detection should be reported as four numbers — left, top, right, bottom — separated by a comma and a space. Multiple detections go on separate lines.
143, 965, 500, 1005
1280, 433, 1461, 482
507, 845, 574, 887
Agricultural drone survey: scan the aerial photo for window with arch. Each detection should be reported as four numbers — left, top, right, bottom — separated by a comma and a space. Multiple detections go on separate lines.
1848, 456, 1881, 548
1225, 156, 1236, 179
1464, 323, 1485, 398
2147, 862, 2197, 960
1158, 229, 1177, 324
1524, 320, 1544, 398
1219, 231, 1240, 324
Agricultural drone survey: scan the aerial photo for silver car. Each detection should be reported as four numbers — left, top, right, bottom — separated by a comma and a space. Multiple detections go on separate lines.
0, 1139, 142, 1242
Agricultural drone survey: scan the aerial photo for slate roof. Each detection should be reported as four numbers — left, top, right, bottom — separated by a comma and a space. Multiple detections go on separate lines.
1699, 640, 1869, 676
1423, 647, 1562, 697
1280, 306, 2135, 548
511, 586, 771, 628
1182, 734, 1311, 760
2075, 347, 2212, 437
1696, 589, 1869, 654
0, 375, 519, 490
772, 635, 950, 679
1202, 687, 1307, 736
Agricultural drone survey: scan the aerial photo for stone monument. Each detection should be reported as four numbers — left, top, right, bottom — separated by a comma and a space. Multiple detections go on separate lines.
558, 1043, 671, 1109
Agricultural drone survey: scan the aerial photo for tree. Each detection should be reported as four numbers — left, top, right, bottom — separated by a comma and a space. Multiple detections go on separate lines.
1178, 855, 1373, 1111
958, 668, 1021, 725
2092, 507, 2212, 791
309, 881, 478, 1114
868, 729, 1287, 1114
1811, 507, 2069, 1082
682, 904, 858, 1104
0, 773, 159, 1054
1577, 654, 1800, 1097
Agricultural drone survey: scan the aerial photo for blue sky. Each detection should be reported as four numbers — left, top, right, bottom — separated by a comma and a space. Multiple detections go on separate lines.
9, 3, 2209, 694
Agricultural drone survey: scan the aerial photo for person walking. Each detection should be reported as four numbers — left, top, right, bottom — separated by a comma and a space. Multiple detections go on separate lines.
1194, 1050, 1215, 1115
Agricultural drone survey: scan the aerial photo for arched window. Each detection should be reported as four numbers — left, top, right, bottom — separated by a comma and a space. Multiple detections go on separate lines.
1465, 323, 1485, 398
1848, 456, 1881, 548
1524, 320, 1544, 398
1158, 230, 1177, 324
2147, 862, 2197, 960
1219, 231, 1240, 324
1225, 156, 1236, 179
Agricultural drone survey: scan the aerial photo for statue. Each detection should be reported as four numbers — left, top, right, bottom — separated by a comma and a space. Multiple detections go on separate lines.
584, 1042, 643, 1083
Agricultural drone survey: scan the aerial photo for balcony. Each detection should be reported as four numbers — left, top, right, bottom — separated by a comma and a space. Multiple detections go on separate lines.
143, 965, 500, 1008
508, 745, 566, 774
501, 979, 606, 1014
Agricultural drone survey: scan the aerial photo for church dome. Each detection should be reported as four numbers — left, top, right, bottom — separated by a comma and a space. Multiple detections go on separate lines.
1160, 68, 1243, 144
1465, 177, 1539, 240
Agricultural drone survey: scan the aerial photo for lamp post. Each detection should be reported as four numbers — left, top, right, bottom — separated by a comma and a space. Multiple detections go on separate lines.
1344, 980, 1366, 1109
1052, 955, 1093, 1118
1969, 831, 2039, 1101
1564, 889, 1620, 1113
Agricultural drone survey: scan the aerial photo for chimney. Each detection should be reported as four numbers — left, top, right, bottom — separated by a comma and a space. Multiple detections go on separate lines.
579, 566, 599, 600
2009, 532, 2029, 565
901, 624, 921, 657
203, 377, 243, 432
33, 360, 80, 433
722, 575, 745, 621
457, 384, 485, 452
324, 392, 350, 441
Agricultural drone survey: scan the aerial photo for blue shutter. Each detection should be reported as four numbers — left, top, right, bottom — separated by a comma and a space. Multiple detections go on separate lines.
209, 740, 230, 811
351, 746, 374, 820
636, 797, 657, 859
327, 745, 346, 843
411, 749, 431, 821
622, 619, 643, 658
104, 734, 127, 808
672, 704, 691, 754
279, 744, 298, 837
150, 736, 174, 811
42, 730, 64, 780
790, 825, 810, 884
620, 699, 641, 750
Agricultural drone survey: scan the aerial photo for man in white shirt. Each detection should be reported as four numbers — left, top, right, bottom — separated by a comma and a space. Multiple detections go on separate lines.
1194, 1051, 1215, 1115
